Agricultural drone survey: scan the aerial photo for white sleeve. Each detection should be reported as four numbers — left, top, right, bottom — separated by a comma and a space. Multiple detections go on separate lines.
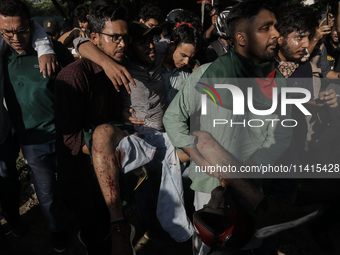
32, 21, 55, 58
73, 37, 91, 56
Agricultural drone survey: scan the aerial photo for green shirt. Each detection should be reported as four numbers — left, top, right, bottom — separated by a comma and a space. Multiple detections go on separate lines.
5, 44, 74, 145
163, 49, 292, 193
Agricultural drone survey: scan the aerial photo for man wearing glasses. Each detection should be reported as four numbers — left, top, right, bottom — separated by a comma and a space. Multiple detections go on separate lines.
70, 20, 195, 245
55, 5, 155, 255
0, 0, 73, 252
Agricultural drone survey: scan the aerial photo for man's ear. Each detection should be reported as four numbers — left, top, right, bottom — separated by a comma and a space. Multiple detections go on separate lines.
91, 32, 99, 46
235, 32, 246, 47
278, 35, 284, 46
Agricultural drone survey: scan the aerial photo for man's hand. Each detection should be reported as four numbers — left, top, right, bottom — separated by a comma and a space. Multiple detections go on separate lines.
76, 40, 136, 92
211, 14, 217, 26
38, 54, 59, 78
314, 19, 331, 41
317, 89, 338, 108
190, 147, 221, 178
102, 59, 136, 94
82, 145, 90, 155
122, 108, 145, 125
219, 178, 228, 187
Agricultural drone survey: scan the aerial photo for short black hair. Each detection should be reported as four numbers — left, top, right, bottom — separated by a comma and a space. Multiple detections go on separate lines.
227, 0, 273, 44
74, 3, 89, 23
0, 0, 30, 21
171, 24, 200, 51
138, 4, 163, 24
275, 3, 318, 39
175, 10, 202, 32
88, 5, 126, 34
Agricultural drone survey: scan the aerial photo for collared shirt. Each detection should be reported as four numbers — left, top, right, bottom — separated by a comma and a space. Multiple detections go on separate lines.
124, 59, 166, 132
123, 39, 169, 132
5, 47, 56, 145
0, 21, 54, 145
162, 65, 190, 105
163, 49, 291, 193
55, 58, 122, 156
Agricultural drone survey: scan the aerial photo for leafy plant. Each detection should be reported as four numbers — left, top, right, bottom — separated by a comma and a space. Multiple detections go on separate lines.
16, 157, 29, 181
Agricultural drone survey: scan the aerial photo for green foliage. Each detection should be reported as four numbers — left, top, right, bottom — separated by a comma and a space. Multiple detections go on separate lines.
312, 0, 338, 15
24, 0, 69, 17
16, 157, 29, 182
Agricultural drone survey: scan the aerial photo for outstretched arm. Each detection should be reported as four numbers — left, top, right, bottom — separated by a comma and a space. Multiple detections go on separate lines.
32, 21, 58, 78
308, 19, 331, 55
74, 38, 136, 93
192, 131, 264, 208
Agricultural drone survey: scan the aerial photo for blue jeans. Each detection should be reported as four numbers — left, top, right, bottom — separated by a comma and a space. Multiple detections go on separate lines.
21, 139, 63, 232
139, 130, 194, 242
0, 133, 20, 223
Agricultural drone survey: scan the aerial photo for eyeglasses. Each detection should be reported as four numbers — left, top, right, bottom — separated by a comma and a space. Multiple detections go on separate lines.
98, 32, 132, 44
0, 27, 30, 38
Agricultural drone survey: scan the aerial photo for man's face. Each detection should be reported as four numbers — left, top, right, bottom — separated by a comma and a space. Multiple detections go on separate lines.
243, 9, 279, 64
78, 20, 89, 31
131, 35, 155, 66
0, 15, 31, 54
279, 30, 310, 62
95, 20, 128, 63
331, 27, 338, 45
172, 43, 196, 69
140, 18, 159, 28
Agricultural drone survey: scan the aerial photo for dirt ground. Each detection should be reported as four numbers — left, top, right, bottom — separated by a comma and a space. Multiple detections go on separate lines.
0, 189, 192, 255
1, 174, 340, 255
0, 166, 192, 255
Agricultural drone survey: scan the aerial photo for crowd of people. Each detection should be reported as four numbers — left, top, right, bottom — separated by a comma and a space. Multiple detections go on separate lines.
1, 0, 340, 254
